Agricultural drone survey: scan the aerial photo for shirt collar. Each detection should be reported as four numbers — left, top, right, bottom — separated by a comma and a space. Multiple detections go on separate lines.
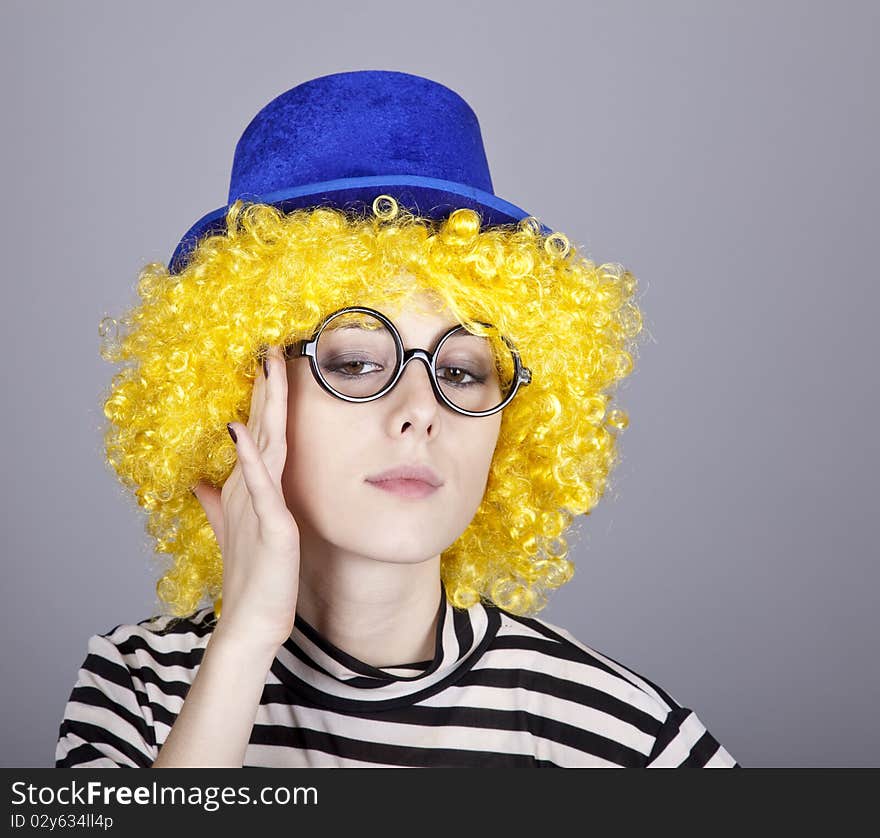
269, 581, 501, 711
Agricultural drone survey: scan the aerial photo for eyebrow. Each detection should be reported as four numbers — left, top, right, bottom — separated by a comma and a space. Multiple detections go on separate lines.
340, 321, 465, 347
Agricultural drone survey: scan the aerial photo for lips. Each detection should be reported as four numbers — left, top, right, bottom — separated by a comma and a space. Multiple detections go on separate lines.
365, 463, 444, 487
366, 478, 440, 499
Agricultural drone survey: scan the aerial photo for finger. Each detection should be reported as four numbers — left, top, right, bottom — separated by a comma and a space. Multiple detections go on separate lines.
247, 345, 268, 447
261, 345, 289, 483
192, 480, 225, 553
227, 422, 292, 525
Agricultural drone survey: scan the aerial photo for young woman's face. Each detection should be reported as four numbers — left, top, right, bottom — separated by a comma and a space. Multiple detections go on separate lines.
280, 291, 504, 564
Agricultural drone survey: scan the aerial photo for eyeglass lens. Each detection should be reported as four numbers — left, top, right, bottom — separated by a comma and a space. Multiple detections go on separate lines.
315, 311, 517, 413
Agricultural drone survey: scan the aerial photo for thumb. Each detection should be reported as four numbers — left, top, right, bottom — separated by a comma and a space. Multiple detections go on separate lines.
192, 479, 224, 553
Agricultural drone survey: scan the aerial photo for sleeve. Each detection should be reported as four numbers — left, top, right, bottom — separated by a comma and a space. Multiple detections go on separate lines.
644, 704, 741, 768
55, 633, 158, 768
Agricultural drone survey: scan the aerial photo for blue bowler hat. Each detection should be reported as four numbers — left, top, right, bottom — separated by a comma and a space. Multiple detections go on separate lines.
168, 69, 554, 274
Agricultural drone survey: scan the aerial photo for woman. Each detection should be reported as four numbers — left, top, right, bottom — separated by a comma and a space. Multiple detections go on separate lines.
55, 70, 739, 767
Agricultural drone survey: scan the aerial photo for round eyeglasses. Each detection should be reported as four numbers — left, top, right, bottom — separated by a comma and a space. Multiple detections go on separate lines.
282, 306, 532, 417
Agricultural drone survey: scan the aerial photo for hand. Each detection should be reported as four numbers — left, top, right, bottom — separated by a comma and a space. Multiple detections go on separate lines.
191, 345, 301, 651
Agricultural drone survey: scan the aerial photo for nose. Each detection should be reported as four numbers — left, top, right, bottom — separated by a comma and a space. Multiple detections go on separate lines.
389, 351, 443, 409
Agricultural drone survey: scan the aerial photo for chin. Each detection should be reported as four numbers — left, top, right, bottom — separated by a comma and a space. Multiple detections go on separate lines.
366, 532, 447, 562
342, 526, 455, 565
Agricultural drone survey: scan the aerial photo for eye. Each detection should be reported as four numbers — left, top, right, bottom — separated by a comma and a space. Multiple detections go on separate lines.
437, 366, 484, 386
326, 359, 383, 376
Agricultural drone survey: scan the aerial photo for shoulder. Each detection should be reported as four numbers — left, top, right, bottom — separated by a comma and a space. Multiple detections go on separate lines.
57, 608, 218, 768
85, 606, 218, 680
486, 608, 740, 767
489, 608, 682, 721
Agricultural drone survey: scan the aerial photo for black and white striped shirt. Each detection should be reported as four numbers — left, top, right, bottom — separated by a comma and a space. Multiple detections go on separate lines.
55, 584, 740, 767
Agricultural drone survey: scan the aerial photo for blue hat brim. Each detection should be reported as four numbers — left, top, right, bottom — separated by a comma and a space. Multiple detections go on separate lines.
168, 174, 554, 274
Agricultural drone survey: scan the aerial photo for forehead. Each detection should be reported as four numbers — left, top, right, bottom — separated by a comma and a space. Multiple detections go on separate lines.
379, 287, 461, 333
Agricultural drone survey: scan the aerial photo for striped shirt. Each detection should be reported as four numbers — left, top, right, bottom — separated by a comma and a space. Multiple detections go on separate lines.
55, 584, 740, 768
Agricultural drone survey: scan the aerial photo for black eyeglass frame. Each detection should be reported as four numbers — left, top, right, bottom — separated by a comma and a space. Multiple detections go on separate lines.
282, 306, 532, 417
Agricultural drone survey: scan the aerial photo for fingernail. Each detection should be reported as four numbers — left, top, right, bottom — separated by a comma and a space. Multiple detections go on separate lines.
227, 423, 237, 443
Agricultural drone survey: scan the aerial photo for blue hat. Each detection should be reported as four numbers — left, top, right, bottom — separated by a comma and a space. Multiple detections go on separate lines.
168, 69, 554, 274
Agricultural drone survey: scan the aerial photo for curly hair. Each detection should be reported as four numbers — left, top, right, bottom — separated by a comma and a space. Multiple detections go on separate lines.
98, 195, 646, 619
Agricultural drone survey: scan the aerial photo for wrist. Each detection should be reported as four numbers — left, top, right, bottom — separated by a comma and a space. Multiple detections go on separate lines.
209, 620, 285, 662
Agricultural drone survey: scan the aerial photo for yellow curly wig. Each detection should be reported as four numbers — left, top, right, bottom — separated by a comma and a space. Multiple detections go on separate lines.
98, 194, 646, 619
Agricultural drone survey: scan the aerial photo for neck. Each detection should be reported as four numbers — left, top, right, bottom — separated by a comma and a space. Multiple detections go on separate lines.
293, 534, 443, 668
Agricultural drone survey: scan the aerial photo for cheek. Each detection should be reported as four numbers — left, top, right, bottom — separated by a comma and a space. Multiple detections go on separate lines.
284, 396, 344, 462
458, 422, 502, 501
280, 369, 344, 508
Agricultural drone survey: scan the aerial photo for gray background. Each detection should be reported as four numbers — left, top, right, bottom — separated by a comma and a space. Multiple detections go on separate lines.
2, 0, 877, 768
